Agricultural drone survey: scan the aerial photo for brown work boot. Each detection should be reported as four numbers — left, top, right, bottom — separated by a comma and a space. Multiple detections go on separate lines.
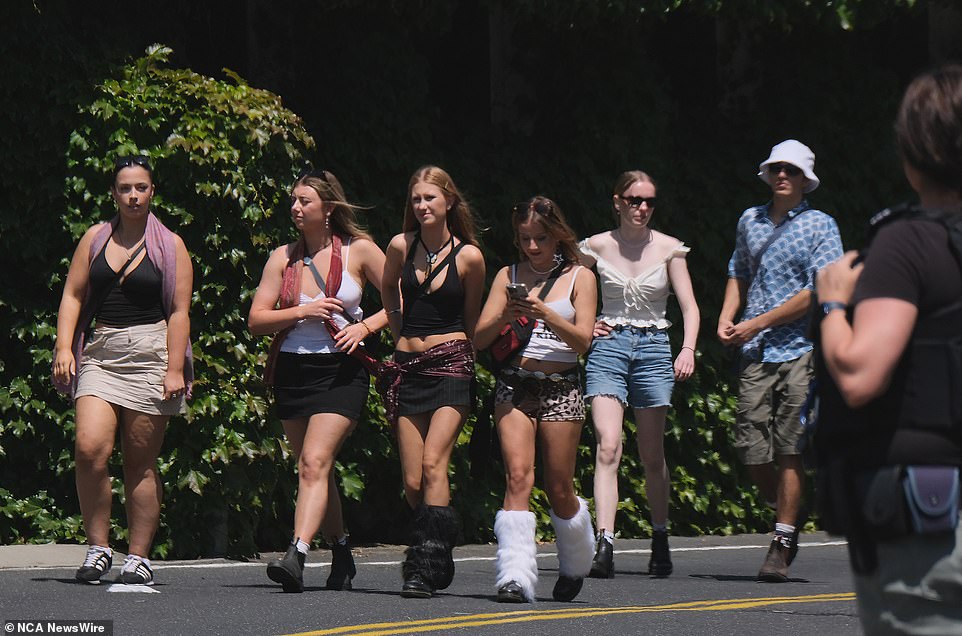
756, 538, 790, 582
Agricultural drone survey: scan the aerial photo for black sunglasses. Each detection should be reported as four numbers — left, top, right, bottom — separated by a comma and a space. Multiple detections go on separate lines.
618, 195, 657, 208
114, 155, 152, 172
767, 162, 802, 177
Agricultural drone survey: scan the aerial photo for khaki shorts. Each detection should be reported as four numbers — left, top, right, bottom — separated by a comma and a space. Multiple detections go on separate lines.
733, 351, 813, 465
75, 320, 184, 416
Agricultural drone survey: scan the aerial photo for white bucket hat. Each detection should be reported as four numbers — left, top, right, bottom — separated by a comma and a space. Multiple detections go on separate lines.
757, 139, 819, 193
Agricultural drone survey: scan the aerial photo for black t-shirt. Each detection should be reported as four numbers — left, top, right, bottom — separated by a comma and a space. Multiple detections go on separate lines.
847, 217, 962, 464
852, 218, 961, 316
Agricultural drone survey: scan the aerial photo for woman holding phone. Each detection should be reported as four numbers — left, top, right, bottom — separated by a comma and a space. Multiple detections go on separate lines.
475, 196, 597, 603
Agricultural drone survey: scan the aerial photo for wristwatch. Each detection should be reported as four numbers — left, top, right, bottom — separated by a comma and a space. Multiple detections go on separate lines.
820, 301, 847, 315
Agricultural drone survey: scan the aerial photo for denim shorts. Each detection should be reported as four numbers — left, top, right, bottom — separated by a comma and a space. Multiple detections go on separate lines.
585, 326, 674, 409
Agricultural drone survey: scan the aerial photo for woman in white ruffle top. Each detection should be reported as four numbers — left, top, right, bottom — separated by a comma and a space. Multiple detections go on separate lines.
578, 170, 700, 580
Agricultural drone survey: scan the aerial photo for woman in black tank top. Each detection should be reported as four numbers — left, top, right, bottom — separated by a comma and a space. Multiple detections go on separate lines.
52, 156, 193, 586
380, 166, 485, 598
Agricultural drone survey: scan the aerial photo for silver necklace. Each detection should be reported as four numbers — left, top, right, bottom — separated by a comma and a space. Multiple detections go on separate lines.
616, 228, 652, 248
527, 260, 555, 275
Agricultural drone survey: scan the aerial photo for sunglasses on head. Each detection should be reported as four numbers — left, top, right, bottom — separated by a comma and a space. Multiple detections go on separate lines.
114, 155, 152, 172
618, 195, 656, 208
767, 162, 802, 177
513, 199, 555, 217
297, 163, 329, 182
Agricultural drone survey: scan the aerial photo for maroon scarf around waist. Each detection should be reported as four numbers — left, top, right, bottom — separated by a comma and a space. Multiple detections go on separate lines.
375, 338, 475, 426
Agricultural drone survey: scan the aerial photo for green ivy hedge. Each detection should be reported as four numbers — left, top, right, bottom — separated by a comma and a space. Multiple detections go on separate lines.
1, 0, 924, 557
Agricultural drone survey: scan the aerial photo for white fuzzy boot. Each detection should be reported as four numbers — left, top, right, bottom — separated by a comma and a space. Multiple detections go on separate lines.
549, 496, 594, 601
494, 509, 538, 603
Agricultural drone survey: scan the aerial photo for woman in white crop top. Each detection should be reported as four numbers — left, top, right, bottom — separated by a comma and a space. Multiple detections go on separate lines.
475, 196, 597, 603
248, 168, 388, 594
578, 170, 700, 580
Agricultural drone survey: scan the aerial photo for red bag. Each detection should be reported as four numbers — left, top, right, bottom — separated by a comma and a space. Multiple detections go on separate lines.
488, 317, 536, 369
485, 262, 564, 370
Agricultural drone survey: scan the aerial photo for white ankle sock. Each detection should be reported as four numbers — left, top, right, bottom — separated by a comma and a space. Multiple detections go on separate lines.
335, 535, 348, 546
774, 523, 795, 538
294, 539, 310, 554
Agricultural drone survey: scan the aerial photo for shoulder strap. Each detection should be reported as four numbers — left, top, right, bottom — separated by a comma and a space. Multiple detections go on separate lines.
751, 207, 809, 276
115, 241, 147, 283
401, 240, 466, 324
86, 240, 147, 319
868, 203, 962, 269
564, 265, 582, 297
415, 240, 465, 294
535, 262, 567, 301
342, 237, 353, 269
303, 256, 327, 294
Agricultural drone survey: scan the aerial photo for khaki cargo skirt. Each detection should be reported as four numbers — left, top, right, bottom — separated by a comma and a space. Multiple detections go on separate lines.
75, 320, 184, 416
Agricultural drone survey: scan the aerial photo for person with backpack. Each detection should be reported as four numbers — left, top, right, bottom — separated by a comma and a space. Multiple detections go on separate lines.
815, 64, 962, 633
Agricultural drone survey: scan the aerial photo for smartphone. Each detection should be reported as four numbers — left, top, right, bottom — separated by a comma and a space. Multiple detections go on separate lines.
506, 283, 529, 300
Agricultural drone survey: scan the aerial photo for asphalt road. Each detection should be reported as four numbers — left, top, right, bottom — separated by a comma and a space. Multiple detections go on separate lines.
0, 533, 862, 636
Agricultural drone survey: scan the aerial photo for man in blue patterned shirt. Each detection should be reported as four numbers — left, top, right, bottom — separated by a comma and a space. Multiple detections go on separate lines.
717, 139, 843, 582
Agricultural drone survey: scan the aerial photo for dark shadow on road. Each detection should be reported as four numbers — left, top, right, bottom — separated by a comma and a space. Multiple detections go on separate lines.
688, 574, 811, 583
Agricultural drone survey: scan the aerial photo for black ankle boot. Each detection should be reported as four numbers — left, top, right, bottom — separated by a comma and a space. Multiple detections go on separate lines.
588, 532, 614, 579
648, 530, 673, 577
552, 575, 584, 602
326, 541, 356, 590
267, 543, 305, 593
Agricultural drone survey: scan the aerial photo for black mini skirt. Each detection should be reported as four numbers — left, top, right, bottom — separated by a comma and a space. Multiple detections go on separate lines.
394, 349, 473, 417
273, 352, 369, 421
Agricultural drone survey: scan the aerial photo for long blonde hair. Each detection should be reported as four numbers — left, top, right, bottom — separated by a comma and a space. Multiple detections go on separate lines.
402, 165, 479, 246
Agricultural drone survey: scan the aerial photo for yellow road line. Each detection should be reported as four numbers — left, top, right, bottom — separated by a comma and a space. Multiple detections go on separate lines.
285, 592, 856, 636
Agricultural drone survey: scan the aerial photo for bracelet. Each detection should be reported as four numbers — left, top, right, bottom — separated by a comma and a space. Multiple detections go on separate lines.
681, 346, 696, 353
360, 321, 373, 336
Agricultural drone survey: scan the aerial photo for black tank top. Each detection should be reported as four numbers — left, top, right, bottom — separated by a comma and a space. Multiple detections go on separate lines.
400, 236, 466, 337
88, 244, 165, 326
